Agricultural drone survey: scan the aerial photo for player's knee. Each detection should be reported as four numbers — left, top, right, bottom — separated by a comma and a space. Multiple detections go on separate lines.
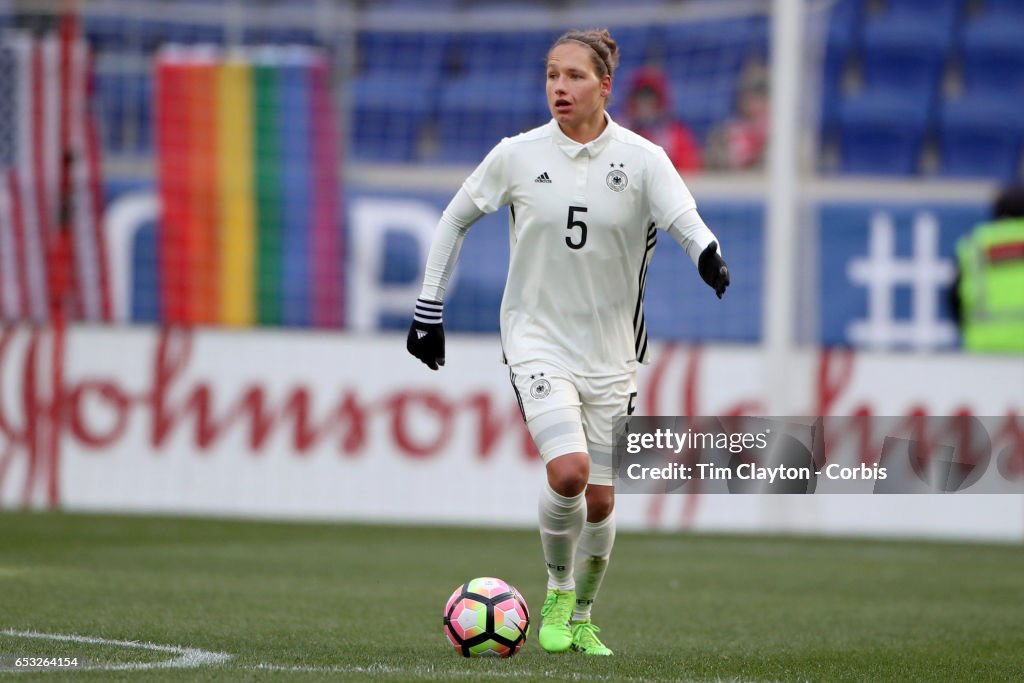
546, 453, 589, 497
585, 487, 614, 521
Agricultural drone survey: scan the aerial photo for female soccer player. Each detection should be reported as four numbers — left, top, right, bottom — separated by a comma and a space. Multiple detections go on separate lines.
407, 28, 730, 656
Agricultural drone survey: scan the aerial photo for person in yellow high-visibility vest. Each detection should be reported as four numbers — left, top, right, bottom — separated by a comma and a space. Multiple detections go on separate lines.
952, 186, 1024, 353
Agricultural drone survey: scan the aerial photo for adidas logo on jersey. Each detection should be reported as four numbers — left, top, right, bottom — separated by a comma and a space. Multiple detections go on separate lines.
534, 172, 552, 183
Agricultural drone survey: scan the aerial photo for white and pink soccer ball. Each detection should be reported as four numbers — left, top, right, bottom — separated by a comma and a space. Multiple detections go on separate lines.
442, 577, 530, 657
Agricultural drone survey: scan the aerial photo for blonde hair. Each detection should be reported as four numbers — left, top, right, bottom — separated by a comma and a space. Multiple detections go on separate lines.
550, 28, 620, 80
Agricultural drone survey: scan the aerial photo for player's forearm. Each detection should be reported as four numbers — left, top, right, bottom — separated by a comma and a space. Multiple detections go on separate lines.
419, 215, 469, 302
418, 188, 484, 302
666, 208, 719, 266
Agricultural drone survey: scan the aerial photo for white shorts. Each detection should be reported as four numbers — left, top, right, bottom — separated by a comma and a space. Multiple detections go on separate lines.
508, 362, 636, 486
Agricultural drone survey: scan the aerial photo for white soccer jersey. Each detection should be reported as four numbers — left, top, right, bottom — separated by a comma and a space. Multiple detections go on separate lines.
458, 114, 710, 377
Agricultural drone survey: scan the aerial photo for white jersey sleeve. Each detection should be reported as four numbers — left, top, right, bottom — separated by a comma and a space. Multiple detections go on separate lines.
418, 188, 486, 302
646, 146, 698, 230
418, 140, 510, 302
667, 207, 718, 266
462, 141, 511, 214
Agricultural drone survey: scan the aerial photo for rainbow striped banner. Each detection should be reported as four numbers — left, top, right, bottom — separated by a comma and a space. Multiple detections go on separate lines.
155, 46, 343, 328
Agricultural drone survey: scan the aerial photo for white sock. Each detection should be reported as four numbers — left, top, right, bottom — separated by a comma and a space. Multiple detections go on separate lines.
538, 482, 585, 590
572, 512, 616, 622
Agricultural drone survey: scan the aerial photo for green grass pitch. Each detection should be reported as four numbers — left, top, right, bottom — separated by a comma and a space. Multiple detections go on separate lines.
1, 511, 1022, 681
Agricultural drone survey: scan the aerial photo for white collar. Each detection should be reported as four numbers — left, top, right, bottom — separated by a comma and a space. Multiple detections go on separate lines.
549, 112, 616, 159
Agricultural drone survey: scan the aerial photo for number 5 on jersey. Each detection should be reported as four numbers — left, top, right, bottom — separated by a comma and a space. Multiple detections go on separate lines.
566, 205, 587, 250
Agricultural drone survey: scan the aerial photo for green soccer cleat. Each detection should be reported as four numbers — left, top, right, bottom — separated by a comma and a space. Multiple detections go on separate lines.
570, 620, 613, 656
538, 589, 575, 653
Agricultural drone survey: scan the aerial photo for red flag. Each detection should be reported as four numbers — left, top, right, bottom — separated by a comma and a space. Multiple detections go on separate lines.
0, 29, 110, 324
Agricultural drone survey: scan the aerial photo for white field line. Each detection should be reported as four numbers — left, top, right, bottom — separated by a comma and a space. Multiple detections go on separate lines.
2, 629, 762, 682
0, 629, 231, 670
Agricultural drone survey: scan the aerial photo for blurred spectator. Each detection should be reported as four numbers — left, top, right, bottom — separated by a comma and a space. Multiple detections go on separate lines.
622, 66, 702, 173
951, 185, 1024, 353
706, 63, 769, 170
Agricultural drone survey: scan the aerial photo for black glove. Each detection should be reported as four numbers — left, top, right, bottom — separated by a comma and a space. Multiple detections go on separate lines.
698, 241, 730, 299
407, 298, 445, 370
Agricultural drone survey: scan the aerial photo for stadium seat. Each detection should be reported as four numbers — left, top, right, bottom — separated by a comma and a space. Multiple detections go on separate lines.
827, 0, 866, 47
83, 15, 126, 51
356, 31, 449, 82
978, 0, 1024, 19
938, 97, 1024, 181
136, 17, 226, 51
821, 0, 866, 138
660, 18, 766, 146
349, 30, 446, 161
663, 18, 765, 84
135, 75, 155, 154
243, 26, 320, 47
364, 0, 458, 10
858, 15, 953, 106
960, 16, 1024, 95
607, 24, 661, 75
585, 0, 667, 5
670, 78, 735, 147
93, 71, 124, 153
837, 92, 930, 175
434, 75, 548, 163
93, 71, 153, 156
462, 0, 553, 12
878, 0, 963, 17
351, 77, 433, 162
448, 30, 556, 79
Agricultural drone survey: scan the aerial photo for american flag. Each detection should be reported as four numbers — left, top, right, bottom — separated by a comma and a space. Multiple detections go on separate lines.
0, 27, 110, 323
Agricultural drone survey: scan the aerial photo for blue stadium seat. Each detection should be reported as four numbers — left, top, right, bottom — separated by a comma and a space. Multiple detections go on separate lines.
134, 17, 226, 50
858, 15, 953, 106
136, 75, 154, 154
670, 78, 735, 147
663, 18, 766, 83
828, 0, 866, 45
93, 71, 153, 156
838, 92, 930, 174
243, 26, 320, 47
938, 97, 1024, 181
607, 25, 661, 75
92, 72, 123, 153
83, 15, 126, 51
584, 0, 667, 5
357, 31, 449, 82
461, 0, 553, 12
821, 0, 867, 138
879, 0, 963, 17
979, 0, 1024, 19
351, 77, 433, 162
742, 15, 770, 65
366, 0, 458, 8
448, 30, 556, 79
660, 17, 768, 143
434, 75, 548, 163
960, 16, 1024, 95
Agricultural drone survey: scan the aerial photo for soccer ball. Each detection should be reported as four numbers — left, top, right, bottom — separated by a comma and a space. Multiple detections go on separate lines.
442, 577, 530, 658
